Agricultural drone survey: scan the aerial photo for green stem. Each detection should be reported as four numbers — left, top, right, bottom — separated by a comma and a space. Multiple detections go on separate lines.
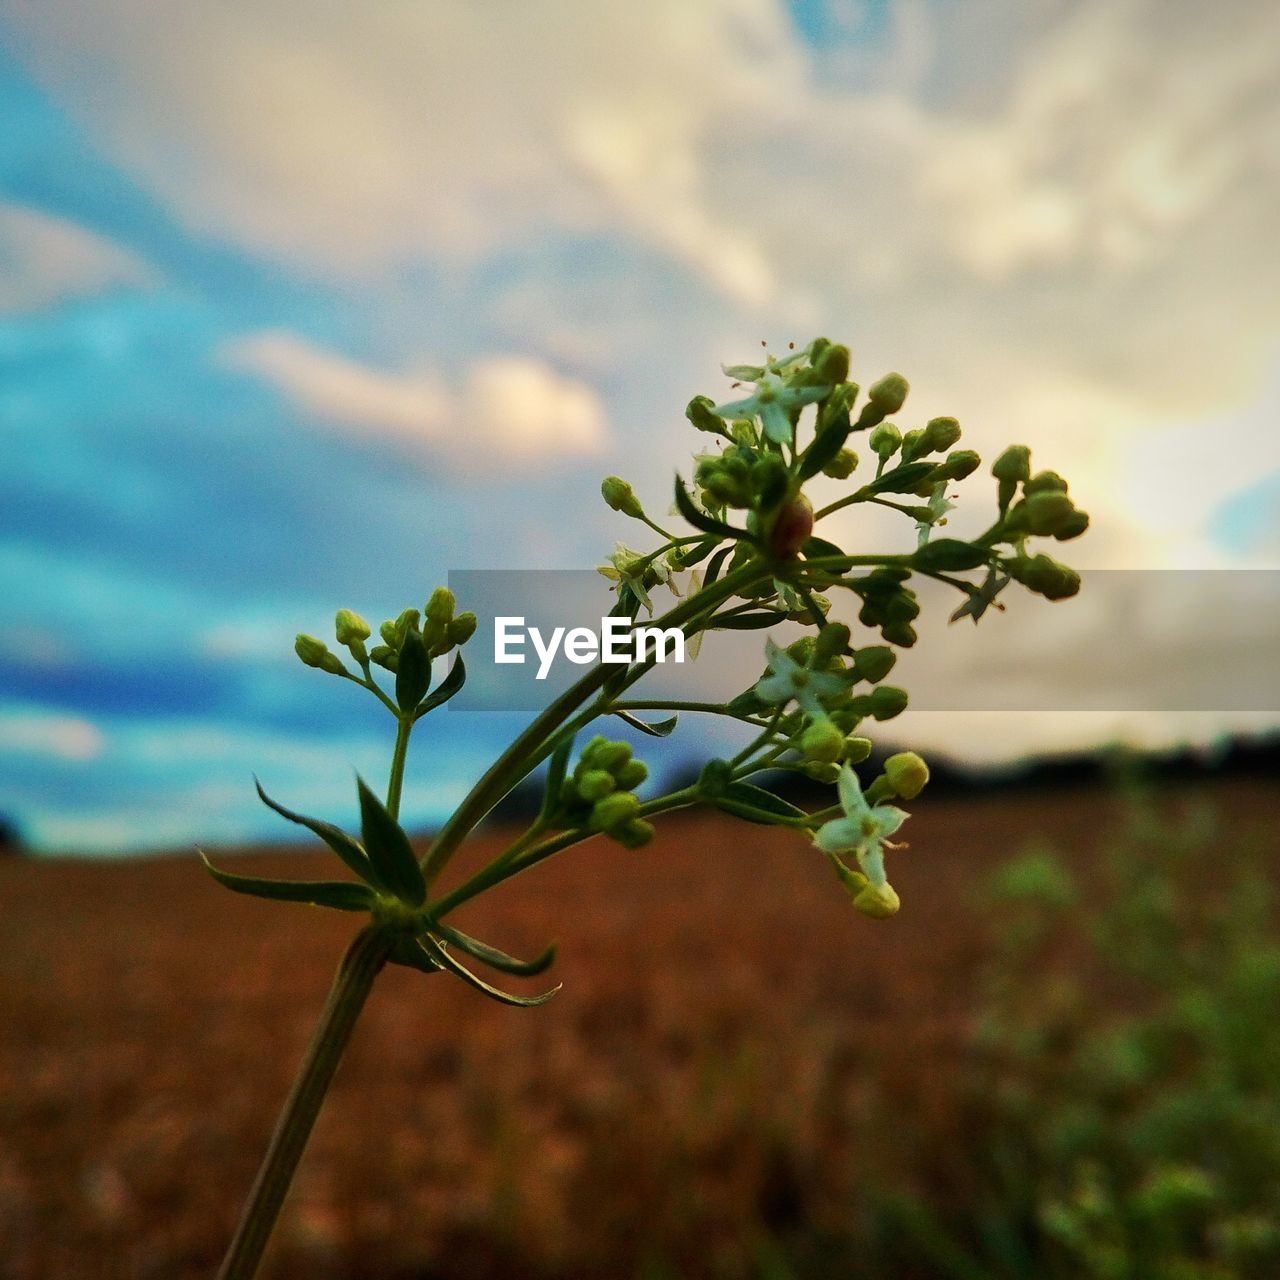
216, 927, 393, 1280
386, 715, 412, 821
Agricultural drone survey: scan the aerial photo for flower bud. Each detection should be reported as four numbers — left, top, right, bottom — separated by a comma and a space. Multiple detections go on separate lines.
923, 416, 962, 453
295, 633, 331, 669
991, 445, 1031, 483
425, 589, 454, 625
766, 494, 814, 559
843, 736, 873, 763
802, 760, 842, 784
853, 645, 896, 683
750, 454, 790, 511
699, 758, 733, 797
884, 751, 929, 799
602, 475, 644, 518
334, 609, 371, 646
869, 423, 901, 458
447, 612, 477, 646
853, 881, 901, 919
900, 428, 925, 461
880, 620, 917, 648
813, 622, 851, 666
1024, 470, 1068, 496
614, 759, 649, 790
800, 718, 845, 763
590, 791, 641, 832
822, 448, 858, 480
1009, 553, 1081, 601
869, 373, 909, 414
380, 620, 399, 646
869, 685, 909, 720
1053, 509, 1090, 541
577, 769, 617, 802
1023, 491, 1076, 537
369, 644, 396, 670
592, 740, 633, 773
941, 449, 981, 481
615, 818, 655, 850
686, 394, 724, 433
814, 342, 850, 385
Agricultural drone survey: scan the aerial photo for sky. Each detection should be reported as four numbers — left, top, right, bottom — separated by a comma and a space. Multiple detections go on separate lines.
2, 0, 1278, 853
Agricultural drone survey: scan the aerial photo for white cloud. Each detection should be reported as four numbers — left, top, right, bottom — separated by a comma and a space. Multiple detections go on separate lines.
220, 331, 608, 461
0, 202, 152, 312
0, 707, 105, 761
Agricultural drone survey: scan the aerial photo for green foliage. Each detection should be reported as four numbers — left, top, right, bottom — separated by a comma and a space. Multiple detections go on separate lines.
892, 795, 1280, 1280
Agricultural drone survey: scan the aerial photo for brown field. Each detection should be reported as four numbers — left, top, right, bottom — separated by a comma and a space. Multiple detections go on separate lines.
1, 778, 1275, 1280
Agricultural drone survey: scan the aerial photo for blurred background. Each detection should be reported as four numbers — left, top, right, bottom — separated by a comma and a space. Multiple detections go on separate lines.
2, 3, 1279, 1278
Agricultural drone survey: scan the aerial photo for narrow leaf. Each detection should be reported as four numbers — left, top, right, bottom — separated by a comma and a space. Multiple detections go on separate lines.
802, 536, 845, 562
613, 710, 678, 737
434, 922, 557, 976
254, 779, 374, 884
713, 782, 809, 826
797, 410, 852, 481
200, 852, 376, 911
357, 776, 426, 906
674, 476, 747, 542
675, 537, 720, 568
703, 545, 735, 588
418, 936, 562, 1007
711, 610, 790, 630
416, 654, 466, 718
396, 628, 432, 711
539, 732, 576, 823
859, 461, 939, 497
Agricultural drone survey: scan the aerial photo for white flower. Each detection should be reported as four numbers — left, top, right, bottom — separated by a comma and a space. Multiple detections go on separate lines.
915, 482, 956, 547
754, 637, 847, 720
814, 764, 908, 891
712, 372, 829, 444
597, 543, 670, 613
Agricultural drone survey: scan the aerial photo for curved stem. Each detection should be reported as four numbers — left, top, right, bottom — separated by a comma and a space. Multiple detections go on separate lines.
217, 927, 393, 1280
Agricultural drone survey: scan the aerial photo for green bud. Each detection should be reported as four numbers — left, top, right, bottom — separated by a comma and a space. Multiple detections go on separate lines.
295, 633, 332, 669
425, 589, 454, 625
1024, 470, 1068, 496
379, 620, 399, 646
602, 475, 644, 518
900, 428, 925, 461
447, 612, 477, 646
869, 423, 901, 458
802, 760, 842, 784
869, 685, 909, 720
813, 622, 851, 666
853, 881, 900, 919
869, 372, 909, 414
614, 759, 649, 791
577, 769, 617, 802
686, 394, 723, 433
1009, 553, 1081, 601
591, 791, 641, 832
800, 718, 846, 763
1022, 491, 1076, 536
1053, 509, 1090, 541
822, 448, 858, 480
881, 620, 917, 648
334, 609, 371, 646
843, 736, 873, 764
394, 607, 421, 644
941, 449, 981, 481
750, 454, 790, 511
813, 342, 850, 385
590, 740, 633, 773
369, 644, 396, 670
699, 758, 732, 797
884, 751, 929, 799
923, 416, 962, 453
991, 445, 1031, 483
615, 818, 655, 850
854, 645, 896, 683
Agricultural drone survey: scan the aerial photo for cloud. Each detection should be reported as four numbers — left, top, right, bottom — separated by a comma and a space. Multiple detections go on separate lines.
220, 331, 608, 461
0, 707, 105, 761
0, 202, 152, 311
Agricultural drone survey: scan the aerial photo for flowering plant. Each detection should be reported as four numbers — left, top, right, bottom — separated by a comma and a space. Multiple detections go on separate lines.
205, 338, 1087, 1278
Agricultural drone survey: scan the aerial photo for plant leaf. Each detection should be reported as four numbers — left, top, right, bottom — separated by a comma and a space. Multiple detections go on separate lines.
434, 922, 557, 976
797, 410, 852, 481
416, 654, 466, 718
712, 782, 809, 826
859, 461, 939, 496
711, 610, 790, 630
612, 710, 678, 737
396, 628, 432, 711
418, 936, 562, 1007
357, 776, 426, 906
802, 536, 845, 562
703, 544, 736, 588
254, 779, 373, 884
538, 732, 576, 823
390, 935, 442, 973
673, 476, 746, 542
200, 852, 376, 911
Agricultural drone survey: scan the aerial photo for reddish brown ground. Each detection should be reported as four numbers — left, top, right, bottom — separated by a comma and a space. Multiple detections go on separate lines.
1, 779, 1273, 1280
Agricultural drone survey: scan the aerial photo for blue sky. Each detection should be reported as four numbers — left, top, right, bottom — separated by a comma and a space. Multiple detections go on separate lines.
2, 1, 1278, 852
